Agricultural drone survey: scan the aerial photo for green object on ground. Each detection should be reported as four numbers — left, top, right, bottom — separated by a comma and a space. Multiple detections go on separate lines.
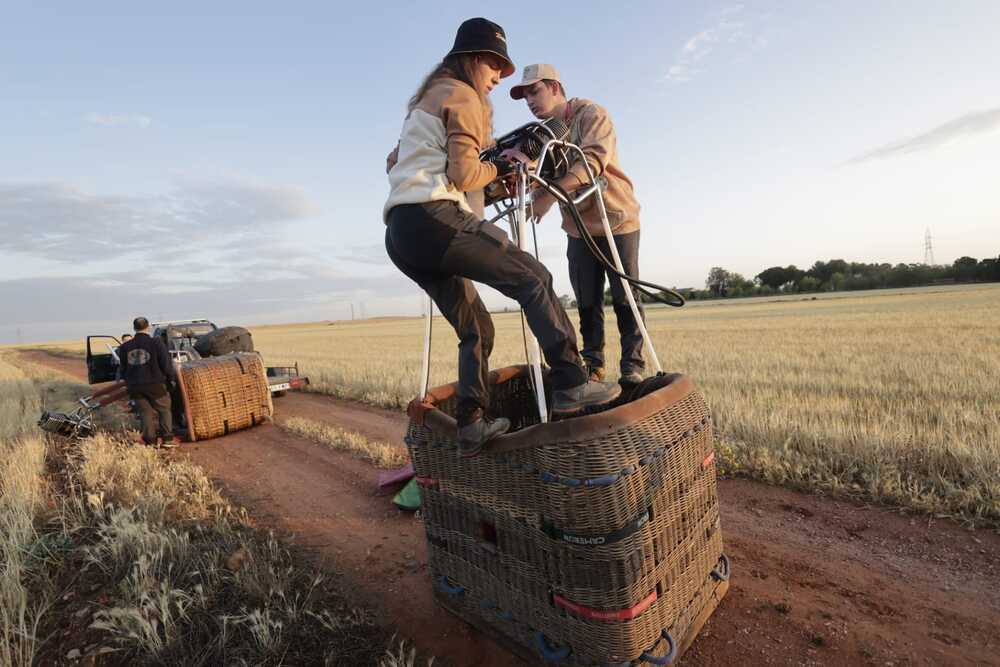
393, 477, 421, 510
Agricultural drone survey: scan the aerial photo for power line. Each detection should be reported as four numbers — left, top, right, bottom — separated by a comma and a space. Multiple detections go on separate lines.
924, 228, 935, 265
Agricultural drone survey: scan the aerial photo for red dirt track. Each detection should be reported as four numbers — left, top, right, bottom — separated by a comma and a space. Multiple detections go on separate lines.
24, 350, 1000, 666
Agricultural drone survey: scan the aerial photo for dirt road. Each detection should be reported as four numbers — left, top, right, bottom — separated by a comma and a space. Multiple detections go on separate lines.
24, 350, 1000, 666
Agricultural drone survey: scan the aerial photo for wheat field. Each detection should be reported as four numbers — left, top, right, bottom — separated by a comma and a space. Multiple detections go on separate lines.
248, 284, 1000, 524
15, 284, 999, 522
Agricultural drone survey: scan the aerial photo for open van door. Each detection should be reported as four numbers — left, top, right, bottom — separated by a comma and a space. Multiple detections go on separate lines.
86, 335, 121, 384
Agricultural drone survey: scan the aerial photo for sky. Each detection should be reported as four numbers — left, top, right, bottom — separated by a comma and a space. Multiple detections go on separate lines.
2, 1, 999, 344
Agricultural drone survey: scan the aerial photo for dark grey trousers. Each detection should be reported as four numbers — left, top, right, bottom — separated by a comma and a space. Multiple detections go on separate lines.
129, 382, 173, 444
567, 230, 645, 375
386, 202, 587, 417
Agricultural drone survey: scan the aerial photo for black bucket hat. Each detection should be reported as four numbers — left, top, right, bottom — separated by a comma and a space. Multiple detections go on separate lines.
446, 17, 515, 78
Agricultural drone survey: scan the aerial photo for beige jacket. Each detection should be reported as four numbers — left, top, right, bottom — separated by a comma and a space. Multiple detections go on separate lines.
556, 98, 640, 238
384, 78, 495, 221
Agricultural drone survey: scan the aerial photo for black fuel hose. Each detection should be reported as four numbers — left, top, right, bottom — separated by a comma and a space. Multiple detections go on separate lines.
541, 181, 685, 308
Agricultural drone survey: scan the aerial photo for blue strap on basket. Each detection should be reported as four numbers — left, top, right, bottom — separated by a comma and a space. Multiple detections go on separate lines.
585, 472, 621, 487
536, 632, 571, 662
711, 552, 731, 582
437, 576, 464, 598
640, 629, 677, 665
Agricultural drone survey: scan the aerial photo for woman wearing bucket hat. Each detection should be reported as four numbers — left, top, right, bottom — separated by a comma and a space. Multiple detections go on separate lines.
384, 18, 621, 456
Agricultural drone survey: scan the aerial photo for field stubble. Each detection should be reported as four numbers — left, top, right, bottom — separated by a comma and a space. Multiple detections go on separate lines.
251, 284, 1000, 524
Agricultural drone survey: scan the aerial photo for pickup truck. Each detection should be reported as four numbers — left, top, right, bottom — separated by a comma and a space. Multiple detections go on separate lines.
85, 319, 308, 396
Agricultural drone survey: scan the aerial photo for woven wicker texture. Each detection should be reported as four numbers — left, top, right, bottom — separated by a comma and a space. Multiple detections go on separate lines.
407, 368, 727, 665
179, 353, 273, 440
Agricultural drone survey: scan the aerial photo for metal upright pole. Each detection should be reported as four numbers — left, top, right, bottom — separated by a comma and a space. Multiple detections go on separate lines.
419, 296, 433, 399
534, 140, 662, 374
591, 181, 662, 374
517, 165, 549, 423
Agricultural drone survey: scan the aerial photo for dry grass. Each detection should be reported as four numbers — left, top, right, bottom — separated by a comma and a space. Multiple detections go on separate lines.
75, 491, 385, 665
379, 638, 435, 667
0, 354, 44, 439
0, 353, 55, 666
0, 434, 50, 667
283, 416, 409, 469
249, 284, 1000, 524
0, 353, 396, 665
77, 435, 226, 523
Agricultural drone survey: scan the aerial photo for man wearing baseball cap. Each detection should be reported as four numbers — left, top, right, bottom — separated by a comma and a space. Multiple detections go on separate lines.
511, 65, 646, 386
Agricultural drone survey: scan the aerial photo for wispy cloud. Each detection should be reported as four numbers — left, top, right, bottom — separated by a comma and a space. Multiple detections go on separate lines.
847, 108, 1000, 164
0, 179, 320, 264
0, 270, 408, 331
85, 112, 153, 128
666, 5, 765, 83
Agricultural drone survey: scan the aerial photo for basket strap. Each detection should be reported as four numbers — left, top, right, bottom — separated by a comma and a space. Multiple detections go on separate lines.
541, 507, 651, 547
553, 589, 657, 622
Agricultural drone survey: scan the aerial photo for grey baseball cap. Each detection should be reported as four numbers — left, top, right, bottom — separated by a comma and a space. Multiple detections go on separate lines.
510, 63, 561, 99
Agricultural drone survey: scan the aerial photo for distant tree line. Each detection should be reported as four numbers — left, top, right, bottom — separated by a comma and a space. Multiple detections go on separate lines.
597, 254, 1000, 304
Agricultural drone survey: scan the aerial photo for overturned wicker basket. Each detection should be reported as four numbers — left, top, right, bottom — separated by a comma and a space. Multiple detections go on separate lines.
406, 366, 729, 665
175, 353, 273, 441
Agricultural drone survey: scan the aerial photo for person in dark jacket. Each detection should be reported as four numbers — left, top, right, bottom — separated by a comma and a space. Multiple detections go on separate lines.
118, 317, 178, 448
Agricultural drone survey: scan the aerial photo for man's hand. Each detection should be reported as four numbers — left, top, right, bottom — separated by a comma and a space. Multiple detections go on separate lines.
385, 145, 399, 174
531, 187, 556, 219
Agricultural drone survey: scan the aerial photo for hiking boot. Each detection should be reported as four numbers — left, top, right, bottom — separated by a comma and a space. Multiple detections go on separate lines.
620, 371, 644, 386
551, 380, 622, 416
456, 411, 511, 458
586, 365, 605, 382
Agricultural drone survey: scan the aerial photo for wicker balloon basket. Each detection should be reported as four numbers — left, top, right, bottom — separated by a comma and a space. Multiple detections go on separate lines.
405, 366, 729, 665
175, 353, 274, 441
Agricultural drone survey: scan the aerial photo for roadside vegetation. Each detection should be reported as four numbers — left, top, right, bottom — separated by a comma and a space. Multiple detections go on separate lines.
0, 351, 417, 665
283, 417, 408, 469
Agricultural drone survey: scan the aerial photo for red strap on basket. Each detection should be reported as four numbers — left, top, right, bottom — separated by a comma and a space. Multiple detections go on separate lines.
701, 451, 716, 469
553, 590, 657, 621
415, 476, 438, 488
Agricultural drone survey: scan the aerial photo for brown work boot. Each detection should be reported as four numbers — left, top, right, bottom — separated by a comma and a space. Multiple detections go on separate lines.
456, 408, 510, 458
586, 365, 605, 382
620, 370, 644, 386
551, 380, 622, 416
